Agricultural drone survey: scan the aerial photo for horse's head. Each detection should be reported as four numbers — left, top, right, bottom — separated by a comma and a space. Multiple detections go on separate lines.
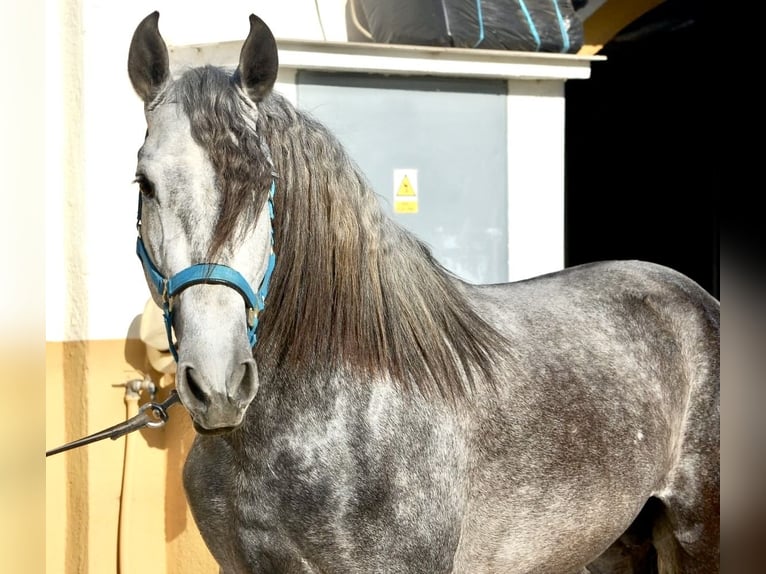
127, 12, 278, 433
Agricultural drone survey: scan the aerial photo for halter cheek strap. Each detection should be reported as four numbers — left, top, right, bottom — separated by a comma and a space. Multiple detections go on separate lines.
136, 180, 276, 362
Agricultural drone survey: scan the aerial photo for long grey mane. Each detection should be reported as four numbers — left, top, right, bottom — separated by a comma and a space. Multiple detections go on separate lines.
174, 65, 508, 399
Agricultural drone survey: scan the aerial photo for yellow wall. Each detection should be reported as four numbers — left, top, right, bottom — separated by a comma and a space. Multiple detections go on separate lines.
46, 339, 217, 574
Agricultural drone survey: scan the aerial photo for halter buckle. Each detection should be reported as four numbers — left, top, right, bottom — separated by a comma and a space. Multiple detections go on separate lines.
161, 280, 175, 312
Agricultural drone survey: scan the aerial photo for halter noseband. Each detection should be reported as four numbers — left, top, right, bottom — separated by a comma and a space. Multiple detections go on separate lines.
135, 180, 276, 361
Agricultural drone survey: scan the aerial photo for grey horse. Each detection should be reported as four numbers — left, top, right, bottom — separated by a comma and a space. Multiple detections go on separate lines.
127, 12, 719, 573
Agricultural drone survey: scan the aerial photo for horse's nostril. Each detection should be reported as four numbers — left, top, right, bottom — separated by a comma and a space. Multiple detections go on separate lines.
185, 368, 209, 405
232, 360, 258, 406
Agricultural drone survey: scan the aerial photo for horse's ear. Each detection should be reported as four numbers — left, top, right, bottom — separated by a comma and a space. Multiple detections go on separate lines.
128, 11, 170, 103
238, 14, 279, 102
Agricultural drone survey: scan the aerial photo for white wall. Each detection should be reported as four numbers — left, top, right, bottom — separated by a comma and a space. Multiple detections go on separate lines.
45, 1, 348, 342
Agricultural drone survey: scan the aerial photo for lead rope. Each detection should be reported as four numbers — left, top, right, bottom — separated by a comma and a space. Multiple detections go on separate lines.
45, 388, 180, 457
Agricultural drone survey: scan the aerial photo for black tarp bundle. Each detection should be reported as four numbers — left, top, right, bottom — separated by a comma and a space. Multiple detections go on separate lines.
347, 0, 584, 53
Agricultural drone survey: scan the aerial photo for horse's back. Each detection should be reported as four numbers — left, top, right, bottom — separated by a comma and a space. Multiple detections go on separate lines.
478, 259, 718, 324
473, 260, 719, 393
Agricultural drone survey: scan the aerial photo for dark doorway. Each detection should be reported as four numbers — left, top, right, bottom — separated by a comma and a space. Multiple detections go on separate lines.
565, 0, 717, 298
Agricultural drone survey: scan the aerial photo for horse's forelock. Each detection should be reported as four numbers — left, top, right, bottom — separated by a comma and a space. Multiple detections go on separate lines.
173, 66, 274, 259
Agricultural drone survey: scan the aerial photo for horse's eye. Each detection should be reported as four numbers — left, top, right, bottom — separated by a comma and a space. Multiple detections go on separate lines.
134, 174, 155, 198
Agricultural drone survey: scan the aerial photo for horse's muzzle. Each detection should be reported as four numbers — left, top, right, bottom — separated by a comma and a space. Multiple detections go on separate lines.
176, 358, 259, 432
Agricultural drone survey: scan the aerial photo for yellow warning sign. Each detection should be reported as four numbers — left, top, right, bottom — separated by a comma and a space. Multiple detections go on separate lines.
395, 201, 418, 214
393, 169, 418, 214
396, 175, 417, 197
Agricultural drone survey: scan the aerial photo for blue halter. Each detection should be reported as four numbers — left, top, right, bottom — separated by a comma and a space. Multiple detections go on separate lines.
136, 180, 276, 361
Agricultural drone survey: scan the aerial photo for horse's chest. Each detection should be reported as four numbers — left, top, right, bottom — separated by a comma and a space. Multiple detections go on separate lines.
183, 432, 346, 566
183, 405, 464, 573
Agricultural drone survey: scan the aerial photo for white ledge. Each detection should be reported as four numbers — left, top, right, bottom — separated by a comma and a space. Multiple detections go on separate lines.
170, 39, 604, 81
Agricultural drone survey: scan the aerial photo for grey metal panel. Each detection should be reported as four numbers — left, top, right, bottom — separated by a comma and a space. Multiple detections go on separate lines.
296, 72, 508, 284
